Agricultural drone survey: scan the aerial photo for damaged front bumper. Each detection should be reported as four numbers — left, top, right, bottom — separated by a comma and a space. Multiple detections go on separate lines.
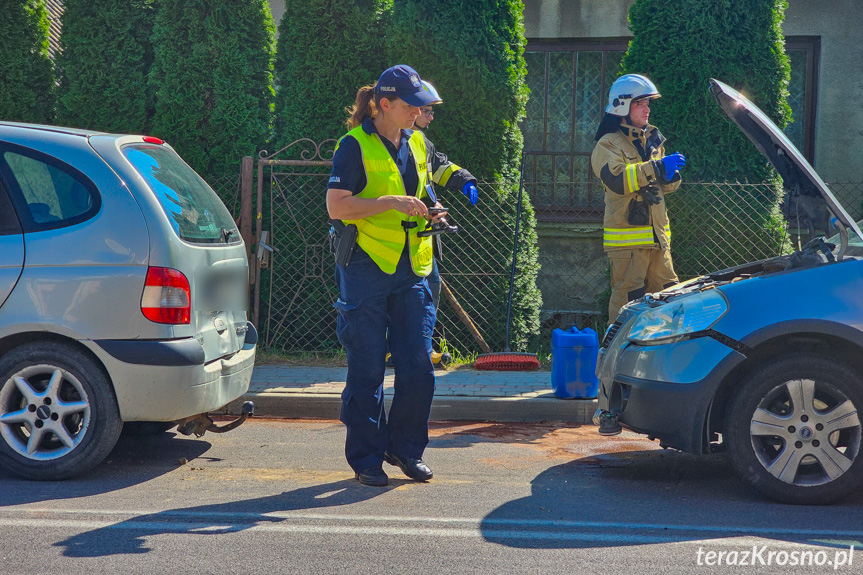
594, 310, 745, 452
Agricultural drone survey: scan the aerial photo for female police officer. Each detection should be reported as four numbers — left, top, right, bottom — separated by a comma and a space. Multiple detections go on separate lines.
326, 65, 443, 486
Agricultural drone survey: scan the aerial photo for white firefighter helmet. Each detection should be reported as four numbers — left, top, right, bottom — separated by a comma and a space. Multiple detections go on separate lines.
421, 80, 443, 105
605, 74, 661, 116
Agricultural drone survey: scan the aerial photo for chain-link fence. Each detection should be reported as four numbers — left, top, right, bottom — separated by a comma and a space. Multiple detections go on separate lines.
206, 170, 242, 220
214, 147, 862, 356
254, 167, 524, 356
829, 182, 863, 221
526, 179, 863, 343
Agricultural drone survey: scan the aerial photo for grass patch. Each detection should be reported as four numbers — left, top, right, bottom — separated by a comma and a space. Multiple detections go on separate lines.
255, 350, 347, 367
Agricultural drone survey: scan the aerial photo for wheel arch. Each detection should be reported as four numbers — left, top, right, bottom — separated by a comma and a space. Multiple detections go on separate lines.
707, 330, 863, 445
0, 331, 114, 393
0, 331, 126, 480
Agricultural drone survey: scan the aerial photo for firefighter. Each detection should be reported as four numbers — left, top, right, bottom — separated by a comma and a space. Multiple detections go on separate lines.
327, 65, 443, 487
591, 74, 686, 322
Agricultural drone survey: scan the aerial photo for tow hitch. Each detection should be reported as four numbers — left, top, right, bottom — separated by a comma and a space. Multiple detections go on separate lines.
177, 401, 255, 437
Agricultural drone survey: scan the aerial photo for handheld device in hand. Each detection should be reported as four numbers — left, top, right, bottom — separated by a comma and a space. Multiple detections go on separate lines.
418, 208, 458, 237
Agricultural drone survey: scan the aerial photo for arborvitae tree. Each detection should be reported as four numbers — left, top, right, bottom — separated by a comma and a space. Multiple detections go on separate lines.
150, 0, 275, 179
0, 0, 54, 123
55, 0, 156, 133
387, 0, 541, 353
273, 0, 390, 148
623, 0, 792, 276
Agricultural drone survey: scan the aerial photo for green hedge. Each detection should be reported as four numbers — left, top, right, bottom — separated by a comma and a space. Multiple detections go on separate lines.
55, 0, 155, 133
149, 0, 275, 179
273, 0, 390, 148
623, 0, 792, 278
0, 0, 54, 123
387, 0, 541, 352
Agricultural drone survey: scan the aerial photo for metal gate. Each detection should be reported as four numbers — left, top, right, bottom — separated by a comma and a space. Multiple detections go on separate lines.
249, 139, 339, 352
240, 139, 524, 355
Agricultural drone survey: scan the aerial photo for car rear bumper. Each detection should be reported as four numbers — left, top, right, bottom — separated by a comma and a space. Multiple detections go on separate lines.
85, 332, 257, 422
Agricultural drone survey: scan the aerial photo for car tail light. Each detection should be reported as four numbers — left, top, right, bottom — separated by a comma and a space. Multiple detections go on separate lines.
141, 267, 191, 324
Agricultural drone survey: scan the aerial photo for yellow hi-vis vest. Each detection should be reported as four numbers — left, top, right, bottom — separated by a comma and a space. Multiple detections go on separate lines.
341, 126, 434, 276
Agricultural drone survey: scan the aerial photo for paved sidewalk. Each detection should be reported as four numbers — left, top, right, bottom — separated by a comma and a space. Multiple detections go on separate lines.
227, 365, 598, 424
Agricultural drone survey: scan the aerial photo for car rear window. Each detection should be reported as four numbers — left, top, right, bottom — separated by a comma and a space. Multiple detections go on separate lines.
123, 144, 239, 244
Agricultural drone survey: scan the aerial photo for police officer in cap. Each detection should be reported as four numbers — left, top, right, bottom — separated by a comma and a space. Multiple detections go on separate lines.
327, 65, 443, 487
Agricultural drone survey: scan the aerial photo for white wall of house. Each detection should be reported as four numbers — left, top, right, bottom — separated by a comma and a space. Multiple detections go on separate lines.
269, 0, 285, 30
524, 0, 862, 183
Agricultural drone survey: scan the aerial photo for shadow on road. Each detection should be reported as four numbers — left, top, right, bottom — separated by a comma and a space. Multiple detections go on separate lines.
479, 448, 863, 549
54, 479, 391, 557
0, 431, 212, 506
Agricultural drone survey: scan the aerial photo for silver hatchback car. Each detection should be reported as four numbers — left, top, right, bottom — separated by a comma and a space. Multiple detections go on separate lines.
0, 122, 256, 480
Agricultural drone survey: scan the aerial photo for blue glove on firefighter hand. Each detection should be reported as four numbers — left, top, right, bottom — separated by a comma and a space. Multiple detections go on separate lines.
661, 152, 686, 180
462, 181, 479, 205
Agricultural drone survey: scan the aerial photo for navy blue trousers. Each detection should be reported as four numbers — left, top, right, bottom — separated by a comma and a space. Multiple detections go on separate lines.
334, 247, 436, 473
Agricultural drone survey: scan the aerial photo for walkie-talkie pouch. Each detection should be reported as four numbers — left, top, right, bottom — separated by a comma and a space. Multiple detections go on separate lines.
627, 197, 650, 226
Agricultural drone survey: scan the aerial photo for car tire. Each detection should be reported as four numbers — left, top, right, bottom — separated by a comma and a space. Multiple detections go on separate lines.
0, 342, 123, 480
121, 421, 176, 436
726, 354, 863, 504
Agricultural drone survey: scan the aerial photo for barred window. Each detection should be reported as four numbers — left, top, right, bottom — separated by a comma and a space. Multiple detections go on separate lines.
523, 42, 626, 222
523, 38, 819, 220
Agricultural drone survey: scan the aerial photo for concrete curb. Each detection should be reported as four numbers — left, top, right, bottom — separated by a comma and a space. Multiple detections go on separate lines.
227, 392, 598, 424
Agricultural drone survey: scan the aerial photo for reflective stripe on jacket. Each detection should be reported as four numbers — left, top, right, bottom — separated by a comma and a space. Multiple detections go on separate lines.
432, 162, 462, 187
591, 123, 681, 251
603, 224, 672, 247
341, 126, 434, 276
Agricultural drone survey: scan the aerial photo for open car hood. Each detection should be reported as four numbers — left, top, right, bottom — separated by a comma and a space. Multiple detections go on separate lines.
709, 78, 863, 243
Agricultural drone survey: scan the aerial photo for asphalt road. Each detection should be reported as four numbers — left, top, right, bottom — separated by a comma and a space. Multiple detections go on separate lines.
1, 418, 862, 575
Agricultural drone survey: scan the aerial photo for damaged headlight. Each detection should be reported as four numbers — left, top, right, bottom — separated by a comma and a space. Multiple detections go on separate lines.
627, 289, 728, 345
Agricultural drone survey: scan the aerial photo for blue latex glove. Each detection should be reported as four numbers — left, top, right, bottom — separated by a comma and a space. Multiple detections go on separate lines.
462, 181, 479, 205
661, 152, 686, 180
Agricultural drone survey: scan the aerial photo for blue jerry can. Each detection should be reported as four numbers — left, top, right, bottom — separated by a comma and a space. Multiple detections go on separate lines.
551, 326, 599, 399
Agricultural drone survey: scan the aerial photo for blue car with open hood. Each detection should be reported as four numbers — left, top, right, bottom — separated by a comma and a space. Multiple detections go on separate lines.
594, 79, 863, 505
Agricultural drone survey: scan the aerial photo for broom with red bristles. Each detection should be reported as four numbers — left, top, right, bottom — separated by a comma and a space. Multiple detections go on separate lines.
475, 152, 540, 371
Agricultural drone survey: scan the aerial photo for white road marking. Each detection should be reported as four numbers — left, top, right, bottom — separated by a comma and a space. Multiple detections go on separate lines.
0, 508, 860, 546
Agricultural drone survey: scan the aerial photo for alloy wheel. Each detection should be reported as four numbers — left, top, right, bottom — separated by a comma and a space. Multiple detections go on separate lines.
749, 378, 861, 487
0, 364, 91, 461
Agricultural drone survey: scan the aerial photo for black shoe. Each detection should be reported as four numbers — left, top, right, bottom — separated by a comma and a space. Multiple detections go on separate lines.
355, 465, 388, 486
384, 452, 433, 481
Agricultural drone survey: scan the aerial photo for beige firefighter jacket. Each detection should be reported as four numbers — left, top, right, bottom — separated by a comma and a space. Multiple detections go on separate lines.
590, 123, 681, 252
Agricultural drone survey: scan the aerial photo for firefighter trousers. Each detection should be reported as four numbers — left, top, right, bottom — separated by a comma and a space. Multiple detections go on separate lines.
607, 247, 678, 322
